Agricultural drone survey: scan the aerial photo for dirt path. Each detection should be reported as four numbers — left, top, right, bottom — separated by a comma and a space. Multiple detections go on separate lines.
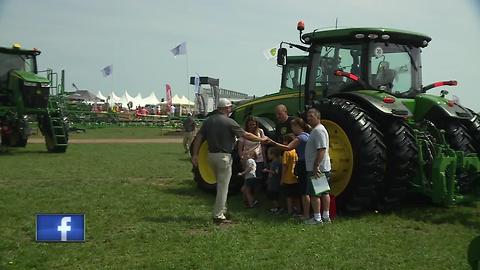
28, 137, 182, 144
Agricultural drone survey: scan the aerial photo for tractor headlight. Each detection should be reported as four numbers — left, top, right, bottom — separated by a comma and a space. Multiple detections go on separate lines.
40, 83, 51, 88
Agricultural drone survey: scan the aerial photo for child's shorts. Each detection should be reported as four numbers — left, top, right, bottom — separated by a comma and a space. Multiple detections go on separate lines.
267, 190, 279, 200
244, 177, 256, 188
281, 183, 301, 198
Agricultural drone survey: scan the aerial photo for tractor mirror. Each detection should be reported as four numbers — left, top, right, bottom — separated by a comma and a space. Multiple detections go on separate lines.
277, 48, 287, 66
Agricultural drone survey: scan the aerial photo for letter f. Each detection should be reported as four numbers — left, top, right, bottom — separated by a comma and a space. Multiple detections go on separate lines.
57, 217, 71, 241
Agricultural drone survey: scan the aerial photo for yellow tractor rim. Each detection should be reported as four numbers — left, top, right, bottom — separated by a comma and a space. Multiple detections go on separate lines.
198, 141, 216, 184
322, 119, 354, 196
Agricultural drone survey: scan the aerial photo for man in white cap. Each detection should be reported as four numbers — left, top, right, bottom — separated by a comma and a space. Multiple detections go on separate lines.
192, 98, 268, 224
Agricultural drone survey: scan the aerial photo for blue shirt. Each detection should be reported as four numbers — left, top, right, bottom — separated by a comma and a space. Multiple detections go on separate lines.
296, 132, 309, 161
267, 160, 282, 191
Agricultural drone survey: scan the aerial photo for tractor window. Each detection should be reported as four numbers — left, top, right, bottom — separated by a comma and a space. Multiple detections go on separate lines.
313, 44, 362, 95
282, 64, 306, 90
369, 43, 421, 95
0, 52, 35, 86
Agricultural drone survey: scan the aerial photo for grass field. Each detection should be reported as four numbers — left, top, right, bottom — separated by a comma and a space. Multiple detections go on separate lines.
30, 127, 181, 139
0, 138, 479, 269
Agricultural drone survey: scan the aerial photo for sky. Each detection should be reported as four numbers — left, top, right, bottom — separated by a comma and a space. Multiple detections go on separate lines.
0, 0, 479, 111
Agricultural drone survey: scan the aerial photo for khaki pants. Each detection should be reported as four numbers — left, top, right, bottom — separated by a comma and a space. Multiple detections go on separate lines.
207, 152, 233, 219
183, 131, 195, 152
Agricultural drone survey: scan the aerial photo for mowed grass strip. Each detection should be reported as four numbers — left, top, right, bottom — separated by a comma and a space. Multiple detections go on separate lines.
0, 143, 479, 269
30, 127, 181, 140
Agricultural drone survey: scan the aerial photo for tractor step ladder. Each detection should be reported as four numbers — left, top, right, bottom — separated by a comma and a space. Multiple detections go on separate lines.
48, 116, 67, 146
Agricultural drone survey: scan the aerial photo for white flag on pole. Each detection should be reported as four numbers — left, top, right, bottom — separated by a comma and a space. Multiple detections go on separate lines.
170, 42, 187, 57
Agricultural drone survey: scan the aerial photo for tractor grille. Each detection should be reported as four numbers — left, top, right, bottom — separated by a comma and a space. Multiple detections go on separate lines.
21, 85, 49, 108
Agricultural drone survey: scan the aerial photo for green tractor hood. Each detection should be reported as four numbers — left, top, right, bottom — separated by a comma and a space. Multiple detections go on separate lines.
12, 70, 50, 84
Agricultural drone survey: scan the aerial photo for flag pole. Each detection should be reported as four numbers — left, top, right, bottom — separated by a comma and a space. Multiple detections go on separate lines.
186, 52, 190, 114
111, 65, 114, 102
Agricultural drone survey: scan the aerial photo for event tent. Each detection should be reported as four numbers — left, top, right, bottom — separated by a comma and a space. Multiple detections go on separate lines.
97, 91, 107, 101
143, 92, 160, 105
100, 91, 164, 108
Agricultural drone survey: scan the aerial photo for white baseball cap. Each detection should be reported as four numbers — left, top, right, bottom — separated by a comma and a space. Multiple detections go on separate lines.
217, 98, 232, 108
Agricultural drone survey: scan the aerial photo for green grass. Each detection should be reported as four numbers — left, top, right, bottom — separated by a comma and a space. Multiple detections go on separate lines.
30, 127, 181, 139
0, 143, 479, 269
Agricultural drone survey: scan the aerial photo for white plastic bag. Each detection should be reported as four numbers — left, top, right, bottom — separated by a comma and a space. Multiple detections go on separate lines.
311, 174, 330, 195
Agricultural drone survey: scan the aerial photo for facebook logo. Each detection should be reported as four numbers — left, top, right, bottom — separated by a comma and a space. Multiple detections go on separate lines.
36, 214, 85, 242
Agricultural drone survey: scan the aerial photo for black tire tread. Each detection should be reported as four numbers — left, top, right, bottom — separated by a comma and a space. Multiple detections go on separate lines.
379, 119, 418, 207
316, 97, 387, 211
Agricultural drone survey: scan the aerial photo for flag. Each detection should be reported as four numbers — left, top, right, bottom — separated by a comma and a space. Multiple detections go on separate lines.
263, 46, 278, 60
170, 42, 187, 56
166, 84, 172, 112
101, 65, 113, 77
194, 73, 201, 94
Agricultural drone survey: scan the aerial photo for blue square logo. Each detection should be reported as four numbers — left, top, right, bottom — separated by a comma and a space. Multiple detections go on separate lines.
36, 214, 85, 242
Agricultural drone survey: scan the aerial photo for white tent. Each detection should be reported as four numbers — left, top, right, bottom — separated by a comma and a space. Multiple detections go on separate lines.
125, 91, 135, 106
110, 91, 128, 106
111, 92, 122, 104
134, 93, 143, 107
97, 91, 107, 101
171, 94, 182, 104
143, 92, 160, 105
180, 95, 194, 105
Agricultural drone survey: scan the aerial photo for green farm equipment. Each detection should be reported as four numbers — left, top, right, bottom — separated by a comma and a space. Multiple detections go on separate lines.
192, 23, 480, 211
0, 44, 68, 152
193, 23, 480, 210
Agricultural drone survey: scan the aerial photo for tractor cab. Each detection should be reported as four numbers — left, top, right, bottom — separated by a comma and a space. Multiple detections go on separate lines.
280, 55, 307, 91
278, 27, 432, 101
0, 45, 38, 87
0, 45, 50, 110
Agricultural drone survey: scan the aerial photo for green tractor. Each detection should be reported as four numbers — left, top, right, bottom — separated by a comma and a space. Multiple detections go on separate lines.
192, 24, 480, 210
0, 44, 68, 152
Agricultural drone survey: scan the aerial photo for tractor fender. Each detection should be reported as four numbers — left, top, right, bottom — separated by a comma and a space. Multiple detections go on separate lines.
331, 92, 412, 118
423, 102, 473, 121
255, 116, 276, 139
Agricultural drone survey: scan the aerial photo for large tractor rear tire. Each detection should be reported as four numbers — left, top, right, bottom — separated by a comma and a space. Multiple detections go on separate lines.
440, 121, 476, 154
378, 119, 418, 208
465, 110, 480, 153
431, 119, 477, 193
190, 136, 243, 194
314, 98, 387, 211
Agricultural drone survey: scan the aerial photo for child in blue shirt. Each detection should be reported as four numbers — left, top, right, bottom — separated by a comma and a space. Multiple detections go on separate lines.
263, 147, 282, 213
